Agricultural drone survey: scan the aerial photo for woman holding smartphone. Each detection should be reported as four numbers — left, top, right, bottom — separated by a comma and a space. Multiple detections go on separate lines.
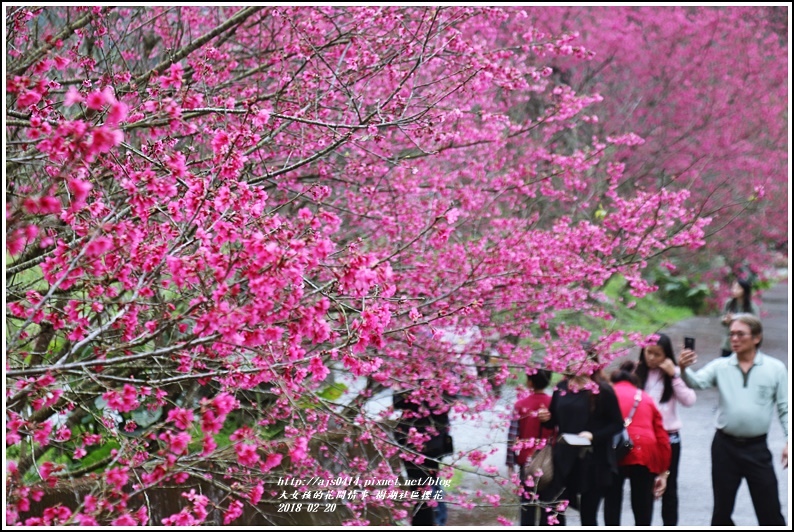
632, 333, 696, 525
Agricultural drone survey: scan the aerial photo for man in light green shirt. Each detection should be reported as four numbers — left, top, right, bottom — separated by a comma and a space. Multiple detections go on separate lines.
679, 313, 787, 526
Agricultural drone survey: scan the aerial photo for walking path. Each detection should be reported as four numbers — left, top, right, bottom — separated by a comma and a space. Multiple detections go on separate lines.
445, 279, 790, 527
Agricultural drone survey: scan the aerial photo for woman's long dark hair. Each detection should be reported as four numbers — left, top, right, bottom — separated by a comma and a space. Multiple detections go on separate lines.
728, 278, 753, 313
635, 333, 676, 404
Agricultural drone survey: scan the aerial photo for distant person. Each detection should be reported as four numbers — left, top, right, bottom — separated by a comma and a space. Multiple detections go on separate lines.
679, 314, 787, 526
603, 361, 672, 526
537, 350, 624, 526
506, 369, 556, 525
634, 333, 696, 525
720, 278, 759, 357
393, 388, 453, 526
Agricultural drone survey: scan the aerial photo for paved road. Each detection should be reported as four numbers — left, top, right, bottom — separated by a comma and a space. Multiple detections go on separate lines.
662, 279, 789, 527
446, 280, 790, 527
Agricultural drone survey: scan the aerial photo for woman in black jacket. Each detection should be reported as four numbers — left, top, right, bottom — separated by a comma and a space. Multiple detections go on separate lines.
537, 365, 624, 526
393, 389, 453, 526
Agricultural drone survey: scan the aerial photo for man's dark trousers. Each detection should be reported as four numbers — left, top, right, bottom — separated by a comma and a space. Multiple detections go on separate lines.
711, 430, 786, 526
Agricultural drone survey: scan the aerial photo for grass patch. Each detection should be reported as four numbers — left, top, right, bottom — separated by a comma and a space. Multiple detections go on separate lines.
444, 463, 476, 492
598, 275, 695, 335
317, 382, 348, 401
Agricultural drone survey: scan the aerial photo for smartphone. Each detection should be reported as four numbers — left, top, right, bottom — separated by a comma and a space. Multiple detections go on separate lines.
684, 336, 695, 350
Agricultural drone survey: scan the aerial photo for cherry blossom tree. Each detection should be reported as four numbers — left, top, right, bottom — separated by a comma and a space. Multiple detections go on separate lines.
524, 6, 788, 303
6, 6, 716, 525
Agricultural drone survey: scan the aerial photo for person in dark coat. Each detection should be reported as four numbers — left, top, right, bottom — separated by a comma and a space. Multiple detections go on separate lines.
537, 363, 624, 526
393, 388, 453, 526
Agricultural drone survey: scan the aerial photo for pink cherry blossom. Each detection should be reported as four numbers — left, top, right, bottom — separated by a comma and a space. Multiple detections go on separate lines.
289, 436, 309, 463
5, 6, 782, 525
262, 453, 283, 472
32, 421, 53, 446
17, 90, 42, 108
85, 90, 110, 110
64, 86, 83, 106
222, 499, 243, 524
166, 407, 194, 430
106, 100, 128, 127
105, 467, 129, 491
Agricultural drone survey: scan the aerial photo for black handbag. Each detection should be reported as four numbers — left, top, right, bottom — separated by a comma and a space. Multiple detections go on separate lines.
612, 389, 641, 462
612, 427, 633, 461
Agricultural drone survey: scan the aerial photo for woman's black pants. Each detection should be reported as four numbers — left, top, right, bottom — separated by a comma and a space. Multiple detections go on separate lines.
603, 464, 656, 525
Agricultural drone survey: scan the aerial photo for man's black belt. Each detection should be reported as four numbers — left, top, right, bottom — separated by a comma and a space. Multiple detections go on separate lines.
717, 428, 767, 445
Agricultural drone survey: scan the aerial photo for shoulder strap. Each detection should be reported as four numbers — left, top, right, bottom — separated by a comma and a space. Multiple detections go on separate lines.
624, 389, 643, 427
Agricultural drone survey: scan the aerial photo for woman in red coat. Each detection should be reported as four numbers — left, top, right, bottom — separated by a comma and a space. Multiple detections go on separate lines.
506, 369, 557, 525
603, 361, 672, 526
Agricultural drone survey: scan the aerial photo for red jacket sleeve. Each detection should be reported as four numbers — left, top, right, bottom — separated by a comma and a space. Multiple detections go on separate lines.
649, 397, 672, 474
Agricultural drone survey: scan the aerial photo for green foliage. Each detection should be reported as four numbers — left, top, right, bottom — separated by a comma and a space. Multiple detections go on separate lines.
17, 438, 122, 483
74, 440, 122, 472
505, 368, 523, 388
5, 254, 48, 293
648, 267, 711, 314
532, 274, 695, 347
446, 464, 474, 491
752, 275, 777, 293
202, 418, 237, 450
598, 274, 695, 335
317, 383, 348, 401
